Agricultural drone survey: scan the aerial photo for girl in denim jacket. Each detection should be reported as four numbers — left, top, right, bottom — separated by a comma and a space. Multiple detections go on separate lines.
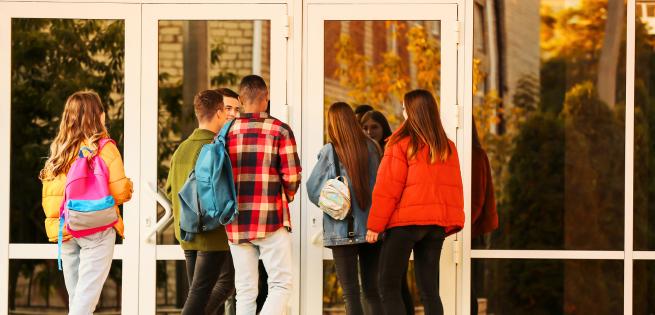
306, 102, 382, 315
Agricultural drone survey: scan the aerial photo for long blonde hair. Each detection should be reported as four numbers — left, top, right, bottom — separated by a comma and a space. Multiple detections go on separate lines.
388, 89, 451, 163
39, 91, 109, 180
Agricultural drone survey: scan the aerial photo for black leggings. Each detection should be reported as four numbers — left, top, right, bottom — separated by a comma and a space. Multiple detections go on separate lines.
379, 225, 446, 315
183, 250, 235, 315
331, 242, 384, 315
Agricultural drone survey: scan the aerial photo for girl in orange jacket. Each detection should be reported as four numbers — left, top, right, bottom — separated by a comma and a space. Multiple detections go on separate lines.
366, 89, 464, 315
40, 91, 132, 315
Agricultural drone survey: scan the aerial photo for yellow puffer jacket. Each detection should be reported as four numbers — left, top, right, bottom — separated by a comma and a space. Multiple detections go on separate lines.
41, 141, 132, 242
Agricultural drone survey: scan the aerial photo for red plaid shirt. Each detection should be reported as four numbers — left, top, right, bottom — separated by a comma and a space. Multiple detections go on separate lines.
226, 112, 302, 243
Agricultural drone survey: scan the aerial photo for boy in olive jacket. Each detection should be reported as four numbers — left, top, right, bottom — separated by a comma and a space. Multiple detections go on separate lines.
165, 89, 235, 315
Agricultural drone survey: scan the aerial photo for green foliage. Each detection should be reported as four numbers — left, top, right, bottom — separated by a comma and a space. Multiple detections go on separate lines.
506, 112, 564, 249
561, 81, 624, 250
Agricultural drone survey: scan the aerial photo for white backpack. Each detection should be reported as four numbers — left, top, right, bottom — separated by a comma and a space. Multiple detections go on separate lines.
318, 145, 352, 221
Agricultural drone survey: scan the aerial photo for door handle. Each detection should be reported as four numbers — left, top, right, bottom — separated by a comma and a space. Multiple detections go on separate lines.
147, 182, 174, 240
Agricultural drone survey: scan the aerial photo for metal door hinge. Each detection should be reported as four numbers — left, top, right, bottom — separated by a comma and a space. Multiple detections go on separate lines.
455, 20, 462, 45
284, 103, 290, 123
283, 15, 292, 38
452, 239, 461, 265
455, 103, 463, 128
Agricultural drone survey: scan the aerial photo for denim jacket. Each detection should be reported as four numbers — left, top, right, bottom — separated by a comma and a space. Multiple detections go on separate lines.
306, 140, 381, 247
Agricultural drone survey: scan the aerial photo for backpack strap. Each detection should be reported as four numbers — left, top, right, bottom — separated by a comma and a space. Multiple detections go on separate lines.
57, 191, 67, 271
216, 119, 235, 145
97, 138, 116, 152
331, 144, 355, 238
78, 138, 115, 158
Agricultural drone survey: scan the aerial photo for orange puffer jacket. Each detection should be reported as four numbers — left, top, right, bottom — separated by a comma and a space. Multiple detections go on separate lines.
368, 137, 464, 236
41, 141, 132, 242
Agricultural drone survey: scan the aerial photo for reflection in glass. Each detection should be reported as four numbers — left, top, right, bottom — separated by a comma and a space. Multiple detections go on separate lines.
156, 260, 188, 314
324, 20, 441, 131
471, 259, 622, 314
634, 260, 655, 314
9, 260, 121, 313
634, 1, 655, 250
157, 20, 271, 245
10, 19, 125, 244
322, 20, 442, 313
473, 0, 626, 250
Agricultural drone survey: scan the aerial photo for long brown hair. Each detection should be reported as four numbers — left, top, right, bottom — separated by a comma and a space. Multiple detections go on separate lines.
388, 89, 452, 163
327, 102, 379, 209
40, 91, 109, 180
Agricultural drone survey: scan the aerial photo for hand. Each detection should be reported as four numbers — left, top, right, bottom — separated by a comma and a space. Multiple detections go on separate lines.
366, 230, 379, 243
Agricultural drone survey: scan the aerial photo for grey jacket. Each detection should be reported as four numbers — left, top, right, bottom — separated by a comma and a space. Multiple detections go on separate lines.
306, 140, 381, 246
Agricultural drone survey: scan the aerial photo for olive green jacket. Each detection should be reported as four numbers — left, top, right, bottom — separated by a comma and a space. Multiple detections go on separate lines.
165, 128, 229, 251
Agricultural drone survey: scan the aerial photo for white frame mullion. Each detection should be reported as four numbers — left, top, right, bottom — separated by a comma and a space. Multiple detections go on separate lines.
0, 9, 11, 315
471, 250, 625, 260
460, 1, 474, 315
0, 3, 141, 314
633, 251, 655, 260
625, 1, 636, 314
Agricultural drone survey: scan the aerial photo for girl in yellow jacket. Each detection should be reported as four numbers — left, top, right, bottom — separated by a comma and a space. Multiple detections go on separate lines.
40, 91, 133, 315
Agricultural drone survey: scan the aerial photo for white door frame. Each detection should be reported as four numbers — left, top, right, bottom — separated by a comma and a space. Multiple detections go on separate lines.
302, 3, 461, 314
0, 2, 142, 314
140, 3, 295, 314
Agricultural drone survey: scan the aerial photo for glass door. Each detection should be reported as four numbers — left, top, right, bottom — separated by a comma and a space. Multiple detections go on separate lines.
0, 2, 141, 314
140, 3, 293, 314
302, 3, 460, 314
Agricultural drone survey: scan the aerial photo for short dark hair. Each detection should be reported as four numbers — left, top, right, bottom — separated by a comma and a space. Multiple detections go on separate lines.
355, 104, 374, 115
194, 90, 223, 122
215, 87, 239, 99
239, 75, 268, 104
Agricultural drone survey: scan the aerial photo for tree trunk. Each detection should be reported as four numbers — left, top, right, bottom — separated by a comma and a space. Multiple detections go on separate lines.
9, 262, 19, 310
597, 0, 625, 108
182, 20, 209, 139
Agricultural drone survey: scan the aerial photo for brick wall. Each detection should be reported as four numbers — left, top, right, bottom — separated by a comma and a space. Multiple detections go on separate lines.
158, 20, 271, 90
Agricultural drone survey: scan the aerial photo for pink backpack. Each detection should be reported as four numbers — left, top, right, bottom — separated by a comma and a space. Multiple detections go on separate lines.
57, 138, 118, 270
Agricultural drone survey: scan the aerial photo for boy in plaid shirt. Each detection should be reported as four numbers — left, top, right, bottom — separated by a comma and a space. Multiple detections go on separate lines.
227, 75, 301, 314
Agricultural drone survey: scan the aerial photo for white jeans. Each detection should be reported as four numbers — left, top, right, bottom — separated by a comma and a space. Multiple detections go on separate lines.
229, 228, 293, 315
61, 228, 115, 315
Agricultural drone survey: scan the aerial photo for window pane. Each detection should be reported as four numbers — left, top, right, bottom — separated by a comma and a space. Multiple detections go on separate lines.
471, 259, 623, 314
156, 260, 187, 314
10, 18, 125, 244
324, 20, 441, 132
472, 0, 626, 250
321, 19, 443, 312
156, 20, 271, 244
634, 2, 655, 250
634, 260, 655, 314
8, 259, 121, 313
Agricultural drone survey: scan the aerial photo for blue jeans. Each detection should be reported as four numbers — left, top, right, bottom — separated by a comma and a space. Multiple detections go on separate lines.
61, 228, 115, 315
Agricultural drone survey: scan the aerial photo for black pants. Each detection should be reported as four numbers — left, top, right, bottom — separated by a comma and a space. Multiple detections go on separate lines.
402, 266, 415, 315
379, 225, 445, 315
331, 242, 383, 315
183, 250, 236, 315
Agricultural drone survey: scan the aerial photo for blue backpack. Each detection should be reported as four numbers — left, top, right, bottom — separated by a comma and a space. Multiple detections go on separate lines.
178, 120, 238, 241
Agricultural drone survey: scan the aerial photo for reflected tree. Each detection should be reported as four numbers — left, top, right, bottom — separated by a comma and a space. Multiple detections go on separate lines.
10, 18, 125, 310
